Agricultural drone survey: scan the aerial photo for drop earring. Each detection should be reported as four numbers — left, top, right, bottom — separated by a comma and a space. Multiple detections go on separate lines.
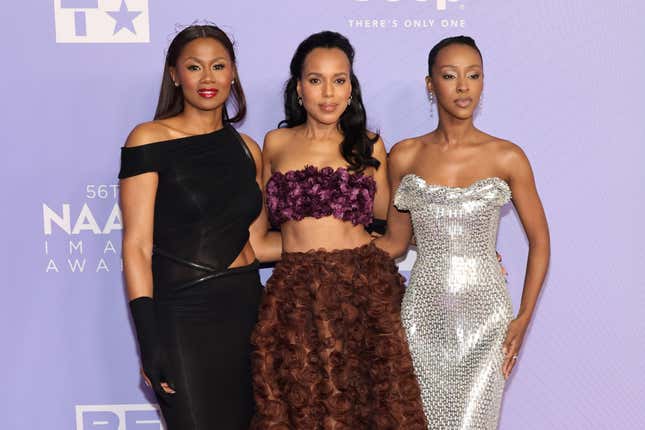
298, 96, 303, 106
347, 96, 352, 106
231, 79, 235, 86
174, 81, 180, 87
428, 91, 434, 118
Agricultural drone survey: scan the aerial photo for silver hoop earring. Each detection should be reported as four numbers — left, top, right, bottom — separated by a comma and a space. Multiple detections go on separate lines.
347, 96, 352, 106
298, 96, 303, 106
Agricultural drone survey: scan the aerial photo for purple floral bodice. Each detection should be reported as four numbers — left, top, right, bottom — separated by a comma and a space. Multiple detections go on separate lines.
266, 165, 376, 227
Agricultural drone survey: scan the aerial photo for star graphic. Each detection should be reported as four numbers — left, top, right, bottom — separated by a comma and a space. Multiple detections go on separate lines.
106, 0, 142, 35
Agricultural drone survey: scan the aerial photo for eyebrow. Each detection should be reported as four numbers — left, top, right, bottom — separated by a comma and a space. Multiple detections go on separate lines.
439, 64, 482, 68
184, 56, 227, 63
305, 72, 349, 77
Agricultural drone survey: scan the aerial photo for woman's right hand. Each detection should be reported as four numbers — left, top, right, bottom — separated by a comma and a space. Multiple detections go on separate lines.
129, 297, 175, 401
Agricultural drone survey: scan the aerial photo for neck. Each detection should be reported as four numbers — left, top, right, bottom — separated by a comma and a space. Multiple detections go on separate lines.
435, 110, 477, 145
178, 104, 224, 134
302, 116, 343, 141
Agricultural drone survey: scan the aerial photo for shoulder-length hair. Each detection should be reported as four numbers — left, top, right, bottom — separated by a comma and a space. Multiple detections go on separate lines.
280, 31, 379, 173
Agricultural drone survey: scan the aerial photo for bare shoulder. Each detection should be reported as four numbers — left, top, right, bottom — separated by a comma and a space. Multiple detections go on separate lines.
482, 136, 531, 178
389, 136, 424, 169
368, 130, 387, 158
239, 132, 261, 155
488, 137, 529, 163
262, 127, 292, 156
366, 129, 380, 140
124, 121, 175, 148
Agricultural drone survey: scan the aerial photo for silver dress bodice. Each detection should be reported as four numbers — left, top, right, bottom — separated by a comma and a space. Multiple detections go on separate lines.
395, 174, 514, 430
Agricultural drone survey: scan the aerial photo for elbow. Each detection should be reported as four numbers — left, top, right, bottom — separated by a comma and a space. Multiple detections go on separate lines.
122, 237, 153, 263
527, 234, 551, 264
527, 233, 550, 252
391, 243, 409, 259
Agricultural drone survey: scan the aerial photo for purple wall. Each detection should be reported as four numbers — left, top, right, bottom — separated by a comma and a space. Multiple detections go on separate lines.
1, 1, 643, 428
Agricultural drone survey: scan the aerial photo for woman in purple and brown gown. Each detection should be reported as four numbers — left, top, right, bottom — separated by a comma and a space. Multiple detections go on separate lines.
250, 31, 427, 429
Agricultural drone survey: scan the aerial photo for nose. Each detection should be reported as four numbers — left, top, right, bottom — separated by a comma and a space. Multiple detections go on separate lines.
323, 80, 334, 98
456, 76, 469, 93
201, 68, 216, 83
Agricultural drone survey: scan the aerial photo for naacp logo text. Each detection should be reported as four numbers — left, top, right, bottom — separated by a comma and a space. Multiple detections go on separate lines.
54, 0, 150, 43
43, 184, 123, 274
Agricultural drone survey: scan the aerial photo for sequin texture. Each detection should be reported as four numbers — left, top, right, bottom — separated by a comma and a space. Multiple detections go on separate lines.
394, 175, 514, 430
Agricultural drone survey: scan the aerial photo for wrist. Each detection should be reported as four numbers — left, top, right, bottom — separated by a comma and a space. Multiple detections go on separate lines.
515, 312, 532, 324
129, 296, 160, 356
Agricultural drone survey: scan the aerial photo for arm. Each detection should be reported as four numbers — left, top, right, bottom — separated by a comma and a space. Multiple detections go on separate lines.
245, 132, 282, 262
500, 144, 551, 379
371, 136, 390, 220
120, 124, 175, 396
121, 127, 158, 301
373, 140, 415, 258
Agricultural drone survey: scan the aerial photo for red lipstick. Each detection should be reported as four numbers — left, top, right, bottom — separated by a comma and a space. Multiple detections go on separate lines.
198, 88, 218, 98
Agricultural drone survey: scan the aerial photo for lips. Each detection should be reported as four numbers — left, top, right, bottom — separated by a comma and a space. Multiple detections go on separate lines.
197, 88, 218, 98
455, 98, 472, 108
319, 103, 338, 113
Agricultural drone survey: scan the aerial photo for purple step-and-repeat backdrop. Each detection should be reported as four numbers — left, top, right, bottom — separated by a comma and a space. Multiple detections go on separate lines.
1, 1, 643, 429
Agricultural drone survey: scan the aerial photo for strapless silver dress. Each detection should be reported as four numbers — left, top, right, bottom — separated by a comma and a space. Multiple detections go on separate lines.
394, 175, 514, 430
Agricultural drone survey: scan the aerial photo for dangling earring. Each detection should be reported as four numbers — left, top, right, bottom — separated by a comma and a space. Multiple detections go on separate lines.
231, 79, 235, 86
347, 96, 352, 106
174, 81, 180, 87
478, 92, 484, 112
298, 96, 303, 106
428, 91, 434, 118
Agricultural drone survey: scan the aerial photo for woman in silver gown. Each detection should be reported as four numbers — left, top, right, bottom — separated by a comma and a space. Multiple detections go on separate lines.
375, 36, 550, 429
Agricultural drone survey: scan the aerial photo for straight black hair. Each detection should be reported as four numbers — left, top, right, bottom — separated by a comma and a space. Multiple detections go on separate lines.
154, 25, 246, 122
427, 35, 483, 76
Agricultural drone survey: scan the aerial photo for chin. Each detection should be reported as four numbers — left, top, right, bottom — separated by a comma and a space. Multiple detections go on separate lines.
310, 113, 342, 126
447, 109, 475, 120
188, 98, 223, 112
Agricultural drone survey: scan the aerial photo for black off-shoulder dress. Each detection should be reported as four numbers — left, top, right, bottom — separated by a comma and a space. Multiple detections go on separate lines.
119, 124, 263, 430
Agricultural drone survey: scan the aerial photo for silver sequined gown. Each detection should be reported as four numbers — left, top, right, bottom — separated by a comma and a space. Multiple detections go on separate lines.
394, 175, 514, 430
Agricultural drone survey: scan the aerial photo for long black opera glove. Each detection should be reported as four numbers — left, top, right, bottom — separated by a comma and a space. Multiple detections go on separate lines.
366, 218, 387, 236
129, 296, 174, 402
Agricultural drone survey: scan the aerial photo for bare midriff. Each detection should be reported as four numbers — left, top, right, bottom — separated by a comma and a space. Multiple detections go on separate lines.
280, 216, 372, 253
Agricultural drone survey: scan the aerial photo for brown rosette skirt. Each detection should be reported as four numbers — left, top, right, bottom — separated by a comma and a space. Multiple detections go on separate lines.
251, 243, 427, 429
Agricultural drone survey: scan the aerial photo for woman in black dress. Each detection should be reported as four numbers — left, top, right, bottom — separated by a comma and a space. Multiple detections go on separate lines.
119, 25, 279, 429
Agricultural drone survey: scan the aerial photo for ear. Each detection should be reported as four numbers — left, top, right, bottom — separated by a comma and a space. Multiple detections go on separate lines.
425, 75, 434, 93
169, 66, 177, 85
296, 80, 302, 98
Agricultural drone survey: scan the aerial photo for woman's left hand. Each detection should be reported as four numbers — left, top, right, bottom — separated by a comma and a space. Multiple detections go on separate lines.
501, 316, 530, 379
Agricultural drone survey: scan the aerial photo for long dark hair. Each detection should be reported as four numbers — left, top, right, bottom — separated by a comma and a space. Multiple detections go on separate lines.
154, 25, 247, 122
280, 31, 379, 173
427, 35, 483, 76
